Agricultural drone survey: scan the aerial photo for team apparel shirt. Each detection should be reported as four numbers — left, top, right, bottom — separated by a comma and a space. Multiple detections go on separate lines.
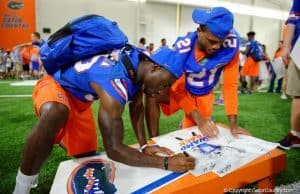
169, 30, 239, 115
286, 0, 300, 48
173, 30, 239, 96
53, 48, 141, 104
245, 40, 257, 57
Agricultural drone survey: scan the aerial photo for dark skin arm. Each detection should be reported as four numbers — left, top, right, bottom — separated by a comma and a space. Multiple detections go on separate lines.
129, 89, 147, 146
90, 82, 195, 171
130, 89, 174, 156
145, 95, 161, 138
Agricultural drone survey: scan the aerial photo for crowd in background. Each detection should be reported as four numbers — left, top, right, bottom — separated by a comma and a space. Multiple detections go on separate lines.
137, 32, 288, 103
0, 32, 44, 80
0, 31, 288, 102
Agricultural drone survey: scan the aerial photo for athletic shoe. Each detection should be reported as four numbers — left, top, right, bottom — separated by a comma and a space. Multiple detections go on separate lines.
214, 99, 224, 106
281, 94, 288, 100
278, 132, 300, 150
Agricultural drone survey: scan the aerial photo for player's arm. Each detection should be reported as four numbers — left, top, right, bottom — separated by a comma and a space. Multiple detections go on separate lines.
12, 42, 32, 50
129, 89, 147, 146
240, 44, 250, 55
223, 52, 251, 137
90, 82, 195, 171
172, 76, 218, 137
130, 89, 174, 156
145, 95, 160, 137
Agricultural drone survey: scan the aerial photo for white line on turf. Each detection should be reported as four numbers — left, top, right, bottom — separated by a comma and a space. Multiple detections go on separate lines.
0, 94, 32, 98
10, 80, 37, 86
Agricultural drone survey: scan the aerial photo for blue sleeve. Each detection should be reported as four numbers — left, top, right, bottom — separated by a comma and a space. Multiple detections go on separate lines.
87, 58, 129, 105
90, 77, 128, 105
286, 0, 300, 25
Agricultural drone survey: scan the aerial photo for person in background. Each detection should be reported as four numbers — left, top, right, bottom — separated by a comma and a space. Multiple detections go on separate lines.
4, 49, 13, 78
14, 32, 45, 49
159, 38, 168, 49
240, 31, 261, 94
148, 43, 155, 54
268, 40, 288, 99
138, 37, 146, 49
257, 44, 270, 91
30, 46, 42, 80
20, 46, 31, 79
0, 48, 6, 79
278, 0, 300, 149
12, 46, 24, 80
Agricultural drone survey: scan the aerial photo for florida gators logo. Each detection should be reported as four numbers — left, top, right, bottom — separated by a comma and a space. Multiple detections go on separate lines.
7, 1, 24, 10
67, 159, 117, 194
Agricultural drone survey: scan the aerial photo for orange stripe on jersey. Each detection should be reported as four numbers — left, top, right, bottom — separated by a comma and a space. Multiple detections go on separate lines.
222, 51, 239, 115
110, 80, 127, 101
194, 46, 207, 62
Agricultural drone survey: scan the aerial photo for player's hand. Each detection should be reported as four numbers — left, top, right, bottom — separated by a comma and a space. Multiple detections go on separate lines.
281, 45, 291, 66
168, 153, 195, 172
231, 126, 252, 138
198, 121, 219, 138
143, 146, 174, 156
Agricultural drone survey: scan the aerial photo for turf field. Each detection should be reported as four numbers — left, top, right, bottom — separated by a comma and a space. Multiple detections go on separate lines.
0, 80, 299, 193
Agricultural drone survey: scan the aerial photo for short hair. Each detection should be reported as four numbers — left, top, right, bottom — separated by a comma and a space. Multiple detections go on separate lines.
247, 31, 256, 36
139, 37, 146, 44
199, 25, 209, 32
33, 32, 41, 39
161, 38, 166, 42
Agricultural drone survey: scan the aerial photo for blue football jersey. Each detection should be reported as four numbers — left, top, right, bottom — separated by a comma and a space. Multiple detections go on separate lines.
173, 29, 239, 95
53, 48, 141, 105
245, 40, 256, 57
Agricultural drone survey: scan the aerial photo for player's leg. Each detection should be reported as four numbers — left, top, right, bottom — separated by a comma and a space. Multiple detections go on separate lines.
14, 102, 69, 194
60, 95, 98, 157
250, 76, 256, 92
279, 60, 300, 149
14, 76, 71, 194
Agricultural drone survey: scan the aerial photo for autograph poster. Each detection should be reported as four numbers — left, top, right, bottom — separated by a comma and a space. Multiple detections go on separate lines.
152, 125, 278, 177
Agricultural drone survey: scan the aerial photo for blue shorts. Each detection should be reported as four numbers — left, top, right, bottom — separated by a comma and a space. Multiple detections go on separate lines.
32, 61, 39, 71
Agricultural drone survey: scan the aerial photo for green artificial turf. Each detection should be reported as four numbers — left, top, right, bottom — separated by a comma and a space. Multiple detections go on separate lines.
0, 80, 299, 193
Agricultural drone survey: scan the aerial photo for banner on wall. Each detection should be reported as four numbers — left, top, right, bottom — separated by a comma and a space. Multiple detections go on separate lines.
0, 0, 36, 50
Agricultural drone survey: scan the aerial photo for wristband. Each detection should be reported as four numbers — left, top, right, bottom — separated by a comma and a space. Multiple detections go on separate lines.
140, 144, 159, 152
164, 157, 169, 170
139, 144, 148, 152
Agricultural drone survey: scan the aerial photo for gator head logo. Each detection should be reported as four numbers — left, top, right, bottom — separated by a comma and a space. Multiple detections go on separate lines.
7, 1, 24, 10
198, 58, 208, 66
67, 159, 117, 194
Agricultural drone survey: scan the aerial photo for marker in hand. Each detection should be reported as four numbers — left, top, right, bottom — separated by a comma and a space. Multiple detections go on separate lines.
183, 151, 189, 157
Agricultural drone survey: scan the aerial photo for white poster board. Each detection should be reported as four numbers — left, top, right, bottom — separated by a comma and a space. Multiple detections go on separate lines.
152, 126, 278, 177
271, 57, 285, 79
290, 37, 300, 70
51, 126, 278, 193
50, 154, 185, 194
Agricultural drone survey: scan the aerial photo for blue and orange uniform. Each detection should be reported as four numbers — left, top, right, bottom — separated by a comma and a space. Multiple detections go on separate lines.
240, 40, 260, 77
33, 47, 143, 156
159, 29, 240, 128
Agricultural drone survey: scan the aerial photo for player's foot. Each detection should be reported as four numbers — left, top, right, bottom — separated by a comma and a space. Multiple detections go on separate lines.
278, 132, 300, 150
280, 94, 288, 100
214, 99, 224, 106
246, 90, 253, 95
